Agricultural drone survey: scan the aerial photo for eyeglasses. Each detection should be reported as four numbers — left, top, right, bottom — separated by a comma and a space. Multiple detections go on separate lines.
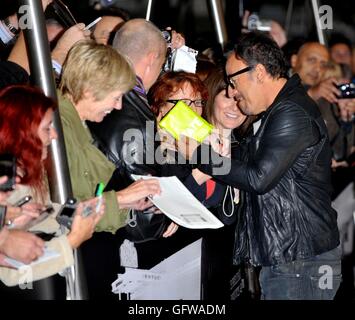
166, 99, 206, 108
226, 66, 253, 89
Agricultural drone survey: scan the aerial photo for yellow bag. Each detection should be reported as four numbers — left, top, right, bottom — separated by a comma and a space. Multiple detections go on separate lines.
159, 100, 214, 143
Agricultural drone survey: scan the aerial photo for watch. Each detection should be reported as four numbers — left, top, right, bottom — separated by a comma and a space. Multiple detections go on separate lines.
3, 18, 19, 36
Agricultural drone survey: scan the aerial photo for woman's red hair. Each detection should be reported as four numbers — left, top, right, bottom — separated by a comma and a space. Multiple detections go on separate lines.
148, 71, 209, 116
0, 85, 56, 194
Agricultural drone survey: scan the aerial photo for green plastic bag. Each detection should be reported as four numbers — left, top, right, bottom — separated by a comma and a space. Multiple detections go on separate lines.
159, 100, 214, 143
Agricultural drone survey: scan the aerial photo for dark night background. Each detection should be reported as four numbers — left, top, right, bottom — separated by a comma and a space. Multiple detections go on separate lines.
62, 0, 355, 51
1, 0, 354, 51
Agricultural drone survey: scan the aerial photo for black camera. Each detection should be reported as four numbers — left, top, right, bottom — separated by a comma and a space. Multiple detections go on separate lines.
161, 29, 173, 73
56, 198, 77, 229
336, 83, 355, 99
0, 154, 16, 192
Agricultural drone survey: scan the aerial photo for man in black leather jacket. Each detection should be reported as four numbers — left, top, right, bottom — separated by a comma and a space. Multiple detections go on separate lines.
193, 32, 341, 300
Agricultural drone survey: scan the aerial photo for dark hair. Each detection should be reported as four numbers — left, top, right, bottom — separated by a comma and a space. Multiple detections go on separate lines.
89, 6, 130, 23
148, 71, 208, 117
203, 67, 226, 123
0, 85, 56, 195
234, 31, 288, 79
203, 68, 256, 138
329, 34, 352, 53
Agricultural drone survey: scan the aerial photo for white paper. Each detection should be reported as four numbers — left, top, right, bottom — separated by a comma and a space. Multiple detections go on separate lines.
172, 45, 198, 73
131, 175, 223, 229
4, 247, 60, 269
112, 238, 202, 300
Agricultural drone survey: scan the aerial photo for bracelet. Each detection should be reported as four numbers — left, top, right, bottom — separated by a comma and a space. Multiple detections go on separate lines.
3, 18, 19, 36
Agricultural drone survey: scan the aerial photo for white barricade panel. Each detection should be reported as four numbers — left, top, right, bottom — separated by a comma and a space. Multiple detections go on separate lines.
112, 238, 202, 300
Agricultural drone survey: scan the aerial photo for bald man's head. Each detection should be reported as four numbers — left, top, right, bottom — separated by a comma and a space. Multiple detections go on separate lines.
112, 19, 167, 90
113, 19, 166, 65
291, 42, 330, 86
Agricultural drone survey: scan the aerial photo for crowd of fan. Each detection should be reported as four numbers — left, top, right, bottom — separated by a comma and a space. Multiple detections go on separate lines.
0, 0, 354, 300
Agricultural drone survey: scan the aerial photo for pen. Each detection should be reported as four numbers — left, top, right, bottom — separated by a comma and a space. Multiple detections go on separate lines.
84, 17, 102, 31
95, 182, 105, 213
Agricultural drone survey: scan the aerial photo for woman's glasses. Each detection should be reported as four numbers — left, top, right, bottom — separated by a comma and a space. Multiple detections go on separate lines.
166, 99, 206, 108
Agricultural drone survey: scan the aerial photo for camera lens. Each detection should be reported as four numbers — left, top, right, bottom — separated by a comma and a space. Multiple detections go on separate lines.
161, 30, 171, 43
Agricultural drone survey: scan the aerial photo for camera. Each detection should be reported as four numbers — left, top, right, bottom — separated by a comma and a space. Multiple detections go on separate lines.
161, 29, 173, 73
247, 13, 271, 32
56, 198, 77, 229
0, 154, 16, 192
336, 83, 355, 99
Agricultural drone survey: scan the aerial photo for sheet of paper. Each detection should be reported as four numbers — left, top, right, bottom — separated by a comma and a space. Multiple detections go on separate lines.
131, 175, 223, 229
4, 247, 60, 269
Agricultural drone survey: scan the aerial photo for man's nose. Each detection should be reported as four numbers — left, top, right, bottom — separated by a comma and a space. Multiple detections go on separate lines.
227, 85, 239, 99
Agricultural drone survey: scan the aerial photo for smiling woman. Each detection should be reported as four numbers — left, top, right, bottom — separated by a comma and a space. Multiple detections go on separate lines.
57, 40, 165, 298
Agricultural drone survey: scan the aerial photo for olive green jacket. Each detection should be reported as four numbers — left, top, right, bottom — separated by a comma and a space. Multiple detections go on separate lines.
59, 94, 128, 233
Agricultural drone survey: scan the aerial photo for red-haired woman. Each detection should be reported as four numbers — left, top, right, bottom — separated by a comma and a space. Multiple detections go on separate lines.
149, 71, 226, 229
149, 71, 208, 172
0, 85, 103, 287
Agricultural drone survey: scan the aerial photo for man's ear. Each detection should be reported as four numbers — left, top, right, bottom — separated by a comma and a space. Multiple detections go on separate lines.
255, 64, 267, 83
291, 54, 298, 69
147, 51, 157, 68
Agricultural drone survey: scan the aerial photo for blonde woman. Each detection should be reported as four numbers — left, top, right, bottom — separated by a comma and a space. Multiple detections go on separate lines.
58, 40, 163, 298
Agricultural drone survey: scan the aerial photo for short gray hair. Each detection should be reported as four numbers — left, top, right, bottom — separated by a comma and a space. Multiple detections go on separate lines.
113, 18, 166, 65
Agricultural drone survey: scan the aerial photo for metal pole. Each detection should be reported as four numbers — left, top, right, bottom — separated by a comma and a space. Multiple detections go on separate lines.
146, 0, 153, 21
209, 0, 228, 51
18, 0, 73, 204
285, 0, 294, 38
18, 0, 83, 300
310, 0, 326, 45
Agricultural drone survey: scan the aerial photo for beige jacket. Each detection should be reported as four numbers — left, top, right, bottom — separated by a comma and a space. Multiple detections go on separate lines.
0, 186, 74, 287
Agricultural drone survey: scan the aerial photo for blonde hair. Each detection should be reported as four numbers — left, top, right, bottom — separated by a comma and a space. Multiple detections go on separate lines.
321, 61, 342, 81
59, 40, 135, 103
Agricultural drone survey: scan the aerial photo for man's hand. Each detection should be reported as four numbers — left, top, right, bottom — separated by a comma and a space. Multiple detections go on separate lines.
51, 23, 91, 65
338, 98, 355, 122
116, 179, 161, 209
307, 78, 341, 103
165, 27, 185, 50
42, 0, 53, 11
270, 21, 287, 48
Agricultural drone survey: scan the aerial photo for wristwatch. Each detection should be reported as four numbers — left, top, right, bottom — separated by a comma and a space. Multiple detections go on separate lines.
3, 18, 19, 36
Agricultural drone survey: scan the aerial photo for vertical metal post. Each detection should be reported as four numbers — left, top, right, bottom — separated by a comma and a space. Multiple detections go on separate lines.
146, 0, 153, 21
17, 0, 84, 300
310, 0, 326, 45
209, 0, 228, 51
285, 0, 294, 38
18, 0, 72, 204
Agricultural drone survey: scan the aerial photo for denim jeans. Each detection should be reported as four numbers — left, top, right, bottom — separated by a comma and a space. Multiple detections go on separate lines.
259, 246, 342, 300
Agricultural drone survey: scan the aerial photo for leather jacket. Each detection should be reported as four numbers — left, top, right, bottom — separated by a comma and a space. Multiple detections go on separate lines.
88, 88, 161, 190
195, 75, 340, 266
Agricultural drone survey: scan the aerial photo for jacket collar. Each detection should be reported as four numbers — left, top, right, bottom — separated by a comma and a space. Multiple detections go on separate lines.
261, 74, 301, 119
59, 93, 94, 145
